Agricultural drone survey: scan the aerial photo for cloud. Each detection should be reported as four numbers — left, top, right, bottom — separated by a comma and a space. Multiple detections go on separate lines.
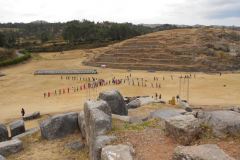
0, 0, 239, 26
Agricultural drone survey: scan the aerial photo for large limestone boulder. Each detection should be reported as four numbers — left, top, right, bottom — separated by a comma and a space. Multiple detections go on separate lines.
78, 111, 86, 139
173, 144, 235, 160
85, 100, 111, 117
84, 100, 112, 145
150, 109, 185, 121
0, 139, 23, 156
112, 114, 145, 124
40, 112, 79, 140
9, 120, 25, 137
0, 124, 8, 142
89, 109, 112, 137
101, 144, 135, 160
92, 135, 116, 160
0, 155, 5, 160
23, 111, 40, 121
127, 99, 141, 109
99, 90, 128, 115
197, 110, 240, 137
165, 115, 201, 145
12, 128, 39, 140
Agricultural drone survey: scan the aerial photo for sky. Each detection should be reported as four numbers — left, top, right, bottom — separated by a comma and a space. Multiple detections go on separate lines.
0, 0, 240, 26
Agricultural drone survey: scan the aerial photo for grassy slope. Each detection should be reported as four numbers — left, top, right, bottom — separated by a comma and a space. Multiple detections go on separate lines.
85, 28, 240, 71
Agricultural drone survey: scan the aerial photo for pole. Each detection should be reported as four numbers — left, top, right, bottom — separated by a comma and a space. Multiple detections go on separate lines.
179, 77, 182, 97
187, 77, 190, 103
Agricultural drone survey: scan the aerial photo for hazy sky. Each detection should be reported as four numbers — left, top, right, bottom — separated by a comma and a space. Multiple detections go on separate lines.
1, 0, 240, 26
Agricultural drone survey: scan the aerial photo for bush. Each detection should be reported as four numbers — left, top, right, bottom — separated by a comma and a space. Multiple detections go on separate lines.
0, 51, 31, 67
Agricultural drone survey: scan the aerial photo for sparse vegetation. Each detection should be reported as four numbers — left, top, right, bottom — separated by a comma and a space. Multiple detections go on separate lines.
111, 118, 161, 132
0, 50, 31, 67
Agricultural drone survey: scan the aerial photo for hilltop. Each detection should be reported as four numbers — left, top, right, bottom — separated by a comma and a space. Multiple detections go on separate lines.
85, 28, 240, 72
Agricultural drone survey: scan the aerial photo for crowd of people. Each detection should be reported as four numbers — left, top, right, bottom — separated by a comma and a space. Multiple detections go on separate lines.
43, 73, 196, 99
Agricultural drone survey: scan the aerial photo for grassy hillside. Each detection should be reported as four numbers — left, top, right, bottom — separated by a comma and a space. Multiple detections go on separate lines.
85, 28, 240, 72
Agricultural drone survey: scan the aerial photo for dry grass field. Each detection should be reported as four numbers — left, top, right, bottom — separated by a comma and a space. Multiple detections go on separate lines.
0, 48, 240, 124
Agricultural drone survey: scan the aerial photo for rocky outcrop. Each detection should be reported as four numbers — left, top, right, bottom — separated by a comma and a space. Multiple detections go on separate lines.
78, 111, 86, 139
12, 128, 39, 140
0, 124, 8, 142
197, 110, 240, 137
173, 144, 235, 160
112, 114, 145, 124
0, 139, 23, 156
23, 112, 40, 121
93, 135, 116, 160
149, 109, 185, 121
9, 120, 25, 137
84, 100, 113, 160
40, 112, 79, 140
127, 99, 141, 109
101, 144, 135, 160
165, 115, 201, 145
99, 90, 128, 115
0, 155, 5, 160
84, 100, 112, 145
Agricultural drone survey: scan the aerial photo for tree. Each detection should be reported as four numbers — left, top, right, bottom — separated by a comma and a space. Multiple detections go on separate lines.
40, 32, 50, 43
0, 32, 6, 47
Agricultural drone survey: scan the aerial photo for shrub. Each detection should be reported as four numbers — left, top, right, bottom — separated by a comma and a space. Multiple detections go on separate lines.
0, 51, 31, 67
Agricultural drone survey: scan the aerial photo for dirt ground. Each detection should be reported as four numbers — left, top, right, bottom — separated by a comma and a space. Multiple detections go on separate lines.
117, 105, 240, 160
0, 49, 240, 124
7, 131, 88, 160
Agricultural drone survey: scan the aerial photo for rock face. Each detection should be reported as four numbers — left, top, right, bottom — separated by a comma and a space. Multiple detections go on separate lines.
0, 155, 6, 160
0, 124, 8, 142
93, 135, 116, 160
173, 144, 235, 160
101, 144, 135, 160
65, 140, 85, 151
150, 109, 185, 121
78, 111, 86, 139
12, 128, 39, 140
0, 139, 23, 156
112, 114, 144, 124
112, 114, 131, 122
84, 100, 112, 145
84, 100, 113, 160
99, 90, 128, 115
165, 115, 201, 145
127, 99, 141, 109
23, 112, 40, 121
40, 112, 79, 140
9, 120, 25, 137
197, 110, 240, 137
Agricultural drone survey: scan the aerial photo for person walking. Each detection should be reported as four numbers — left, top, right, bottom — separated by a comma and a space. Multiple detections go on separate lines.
21, 108, 25, 117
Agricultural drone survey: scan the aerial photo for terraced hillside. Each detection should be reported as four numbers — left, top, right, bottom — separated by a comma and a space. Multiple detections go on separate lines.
85, 28, 240, 71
